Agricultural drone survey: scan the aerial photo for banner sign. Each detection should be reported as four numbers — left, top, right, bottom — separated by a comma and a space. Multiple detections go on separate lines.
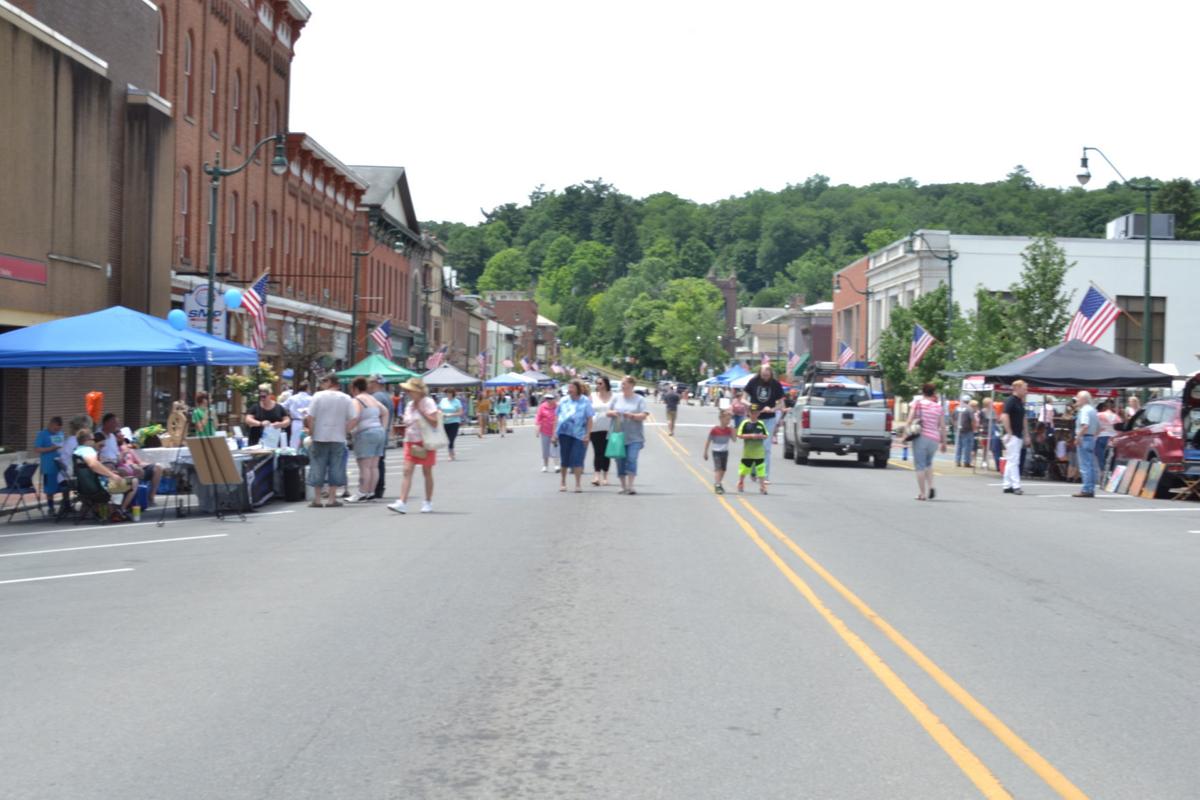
0, 253, 47, 285
184, 286, 227, 338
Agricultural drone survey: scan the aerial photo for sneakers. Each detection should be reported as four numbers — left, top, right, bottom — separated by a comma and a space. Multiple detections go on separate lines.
714, 483, 725, 495
420, 500, 433, 513
541, 465, 547, 472
386, 500, 407, 514
348, 492, 372, 503
1003, 487, 1024, 495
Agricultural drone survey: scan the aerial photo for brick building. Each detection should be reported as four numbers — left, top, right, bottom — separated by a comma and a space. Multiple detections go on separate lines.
482, 292, 539, 365
831, 256, 870, 361
0, 0, 174, 449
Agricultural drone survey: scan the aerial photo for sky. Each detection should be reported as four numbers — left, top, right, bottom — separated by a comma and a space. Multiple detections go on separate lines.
290, 0, 1200, 225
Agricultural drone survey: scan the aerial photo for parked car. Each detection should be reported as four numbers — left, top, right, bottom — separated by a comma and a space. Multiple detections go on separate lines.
783, 362, 892, 468
1106, 398, 1185, 478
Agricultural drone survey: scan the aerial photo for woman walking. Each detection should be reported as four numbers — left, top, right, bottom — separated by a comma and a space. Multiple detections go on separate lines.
608, 376, 650, 495
534, 394, 559, 472
553, 379, 594, 492
495, 392, 512, 436
910, 382, 947, 500
475, 391, 492, 438
387, 377, 439, 514
348, 378, 390, 502
438, 389, 464, 461
589, 376, 614, 486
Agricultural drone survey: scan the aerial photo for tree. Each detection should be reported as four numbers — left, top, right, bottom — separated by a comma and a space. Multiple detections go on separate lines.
676, 237, 715, 279
477, 247, 531, 292
622, 294, 669, 371
877, 285, 953, 399
649, 278, 726, 382
863, 226, 900, 253
1156, 178, 1200, 240
781, 250, 836, 303
951, 287, 1021, 373
1006, 233, 1074, 351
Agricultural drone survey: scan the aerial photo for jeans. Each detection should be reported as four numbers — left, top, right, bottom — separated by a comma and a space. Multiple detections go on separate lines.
1094, 435, 1110, 475
308, 441, 348, 488
444, 422, 460, 452
761, 416, 777, 479
616, 441, 644, 477
955, 431, 975, 466
1077, 434, 1096, 494
1003, 436, 1023, 489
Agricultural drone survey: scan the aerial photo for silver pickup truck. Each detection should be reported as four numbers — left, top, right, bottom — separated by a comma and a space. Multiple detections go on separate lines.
782, 365, 892, 468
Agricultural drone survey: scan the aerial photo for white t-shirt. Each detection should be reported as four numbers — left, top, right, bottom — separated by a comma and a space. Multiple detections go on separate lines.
307, 389, 357, 443
591, 394, 613, 433
98, 431, 121, 463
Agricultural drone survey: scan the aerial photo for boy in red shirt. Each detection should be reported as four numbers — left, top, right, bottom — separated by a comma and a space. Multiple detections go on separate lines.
703, 409, 735, 494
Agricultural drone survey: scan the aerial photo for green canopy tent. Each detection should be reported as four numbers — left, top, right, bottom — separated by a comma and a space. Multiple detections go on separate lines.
335, 353, 418, 383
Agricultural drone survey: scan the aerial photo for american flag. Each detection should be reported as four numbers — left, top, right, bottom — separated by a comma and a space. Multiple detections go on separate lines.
426, 344, 448, 369
519, 357, 530, 371
370, 320, 393, 359
1064, 285, 1121, 345
568, 366, 576, 377
531, 360, 540, 371
551, 361, 564, 374
908, 323, 936, 371
243, 272, 270, 350
787, 351, 801, 373
837, 341, 855, 368
502, 358, 514, 368
476, 349, 488, 374
760, 353, 771, 365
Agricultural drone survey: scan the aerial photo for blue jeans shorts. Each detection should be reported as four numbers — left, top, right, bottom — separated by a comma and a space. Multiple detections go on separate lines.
616, 441, 644, 477
308, 441, 348, 487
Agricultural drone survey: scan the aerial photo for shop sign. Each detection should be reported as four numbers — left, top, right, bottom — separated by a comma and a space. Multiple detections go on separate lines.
183, 286, 227, 338
0, 253, 47, 285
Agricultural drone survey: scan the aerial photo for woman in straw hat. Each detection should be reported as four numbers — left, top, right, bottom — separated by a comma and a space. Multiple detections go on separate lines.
388, 377, 440, 514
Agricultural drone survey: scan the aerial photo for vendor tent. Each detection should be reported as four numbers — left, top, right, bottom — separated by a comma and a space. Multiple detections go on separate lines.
0, 305, 259, 367
485, 371, 536, 387
713, 364, 751, 385
521, 369, 557, 387
981, 339, 1174, 389
336, 353, 418, 382
422, 363, 482, 387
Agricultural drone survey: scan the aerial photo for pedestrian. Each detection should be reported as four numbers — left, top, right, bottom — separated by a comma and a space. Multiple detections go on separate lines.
305, 374, 357, 507
1073, 390, 1099, 498
191, 391, 216, 436
744, 364, 785, 483
553, 378, 594, 493
388, 377, 440, 514
608, 375, 650, 495
736, 404, 769, 494
244, 383, 291, 447
954, 395, 977, 467
495, 392, 512, 436
730, 390, 748, 431
367, 375, 393, 498
1001, 380, 1030, 495
347, 377, 390, 502
476, 391, 492, 438
1095, 399, 1119, 477
438, 388, 464, 461
516, 392, 529, 424
535, 393, 560, 471
1123, 394, 1141, 422
703, 409, 735, 494
911, 382, 947, 501
33, 416, 64, 514
589, 375, 614, 486
663, 384, 681, 436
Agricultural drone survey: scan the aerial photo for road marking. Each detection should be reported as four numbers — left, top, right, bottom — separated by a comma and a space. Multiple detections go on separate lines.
653, 433, 1012, 797
0, 567, 135, 586
0, 521, 160, 539
735, 498, 1088, 800
660, 432, 691, 457
1102, 507, 1200, 513
0, 533, 227, 558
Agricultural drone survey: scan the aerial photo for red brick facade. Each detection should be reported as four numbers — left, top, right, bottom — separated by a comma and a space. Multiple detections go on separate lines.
832, 256, 870, 361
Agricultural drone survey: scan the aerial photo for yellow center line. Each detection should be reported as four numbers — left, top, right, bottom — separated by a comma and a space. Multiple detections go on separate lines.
656, 432, 1012, 798
734, 498, 1087, 799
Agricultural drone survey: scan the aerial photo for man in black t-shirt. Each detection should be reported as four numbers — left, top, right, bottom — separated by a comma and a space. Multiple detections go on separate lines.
1000, 380, 1029, 494
664, 387, 681, 436
744, 365, 785, 481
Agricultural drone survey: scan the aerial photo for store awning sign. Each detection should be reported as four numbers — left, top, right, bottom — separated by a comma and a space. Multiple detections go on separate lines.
0, 253, 48, 285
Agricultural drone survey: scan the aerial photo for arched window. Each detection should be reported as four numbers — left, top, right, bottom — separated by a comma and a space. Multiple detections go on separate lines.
251, 86, 262, 148
228, 191, 239, 272
182, 32, 193, 117
207, 52, 219, 135
156, 6, 166, 97
178, 167, 191, 259
249, 202, 259, 270
231, 71, 242, 148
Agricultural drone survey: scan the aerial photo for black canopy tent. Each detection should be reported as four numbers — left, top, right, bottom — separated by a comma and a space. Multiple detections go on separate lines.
980, 340, 1174, 389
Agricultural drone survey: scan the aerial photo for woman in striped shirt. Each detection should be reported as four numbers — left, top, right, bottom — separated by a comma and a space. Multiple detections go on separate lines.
911, 382, 947, 501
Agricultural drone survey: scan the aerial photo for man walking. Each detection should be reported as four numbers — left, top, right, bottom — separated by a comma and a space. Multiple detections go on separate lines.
305, 374, 356, 508
663, 385, 681, 436
955, 396, 977, 468
1000, 380, 1029, 495
368, 375, 392, 499
1073, 390, 1098, 498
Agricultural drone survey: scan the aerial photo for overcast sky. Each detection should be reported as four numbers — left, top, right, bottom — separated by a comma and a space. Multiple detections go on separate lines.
290, 0, 1199, 225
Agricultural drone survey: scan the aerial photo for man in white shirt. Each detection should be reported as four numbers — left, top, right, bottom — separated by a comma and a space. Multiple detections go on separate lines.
304, 375, 357, 507
284, 381, 313, 449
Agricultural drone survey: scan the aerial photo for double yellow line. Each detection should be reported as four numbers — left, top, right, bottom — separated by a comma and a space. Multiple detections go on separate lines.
656, 430, 1087, 799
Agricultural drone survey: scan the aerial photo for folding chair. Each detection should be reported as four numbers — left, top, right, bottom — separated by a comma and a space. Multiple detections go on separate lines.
70, 455, 113, 524
1169, 467, 1200, 502
2, 462, 40, 523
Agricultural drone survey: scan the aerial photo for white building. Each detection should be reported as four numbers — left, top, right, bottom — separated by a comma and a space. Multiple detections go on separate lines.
865, 228, 1200, 370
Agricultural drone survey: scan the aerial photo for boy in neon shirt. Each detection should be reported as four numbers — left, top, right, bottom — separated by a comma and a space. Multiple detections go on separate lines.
737, 404, 769, 494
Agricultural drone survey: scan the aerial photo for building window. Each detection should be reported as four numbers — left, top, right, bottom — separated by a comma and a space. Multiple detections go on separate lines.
182, 32, 193, 117
268, 211, 277, 269
298, 223, 305, 265
156, 6, 166, 97
1115, 295, 1166, 363
231, 71, 242, 148
207, 52, 219, 135
271, 100, 280, 136
249, 202, 259, 271
251, 86, 262, 149
228, 191, 238, 272
178, 167, 190, 259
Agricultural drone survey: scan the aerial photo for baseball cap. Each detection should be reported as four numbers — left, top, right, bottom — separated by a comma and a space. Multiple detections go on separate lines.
369, 374, 384, 384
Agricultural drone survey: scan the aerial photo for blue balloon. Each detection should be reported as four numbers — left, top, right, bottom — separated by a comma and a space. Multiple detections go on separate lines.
167, 308, 187, 330
224, 288, 243, 310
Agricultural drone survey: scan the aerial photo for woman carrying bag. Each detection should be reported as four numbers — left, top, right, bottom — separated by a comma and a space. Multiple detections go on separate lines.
388, 377, 443, 514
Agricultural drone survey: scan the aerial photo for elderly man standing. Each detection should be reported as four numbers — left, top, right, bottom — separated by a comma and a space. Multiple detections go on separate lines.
368, 375, 392, 499
1000, 380, 1030, 495
304, 375, 357, 508
1073, 390, 1099, 498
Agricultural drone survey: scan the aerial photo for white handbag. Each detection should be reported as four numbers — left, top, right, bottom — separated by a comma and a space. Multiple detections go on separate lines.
417, 408, 448, 451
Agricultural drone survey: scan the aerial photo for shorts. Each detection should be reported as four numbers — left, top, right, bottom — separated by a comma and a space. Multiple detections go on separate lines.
712, 450, 729, 472
404, 441, 437, 467
308, 441, 348, 487
913, 436, 938, 470
666, 408, 678, 421
353, 427, 387, 458
738, 458, 765, 478
558, 434, 586, 469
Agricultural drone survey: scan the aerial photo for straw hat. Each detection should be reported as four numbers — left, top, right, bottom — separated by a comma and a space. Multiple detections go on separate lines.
400, 377, 428, 394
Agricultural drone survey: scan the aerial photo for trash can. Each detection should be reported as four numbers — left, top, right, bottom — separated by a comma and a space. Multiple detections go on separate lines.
278, 454, 308, 502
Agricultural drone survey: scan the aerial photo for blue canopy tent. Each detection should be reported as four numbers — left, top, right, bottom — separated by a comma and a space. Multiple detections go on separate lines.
0, 306, 259, 368
711, 364, 751, 386
485, 372, 537, 388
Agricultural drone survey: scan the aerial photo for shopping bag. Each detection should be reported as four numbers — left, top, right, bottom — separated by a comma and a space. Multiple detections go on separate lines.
417, 411, 448, 451
605, 430, 626, 459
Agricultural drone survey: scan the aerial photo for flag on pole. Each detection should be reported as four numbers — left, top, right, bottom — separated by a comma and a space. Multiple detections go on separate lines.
837, 341, 855, 368
551, 361, 564, 374
502, 358, 514, 368
908, 324, 936, 371
786, 351, 801, 373
426, 344, 448, 369
520, 356, 531, 371
370, 320, 393, 359
532, 360, 540, 371
760, 352, 771, 365
1064, 285, 1121, 345
475, 349, 488, 374
242, 272, 270, 350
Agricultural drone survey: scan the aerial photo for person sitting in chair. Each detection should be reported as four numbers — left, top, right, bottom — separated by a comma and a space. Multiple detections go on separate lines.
74, 429, 138, 519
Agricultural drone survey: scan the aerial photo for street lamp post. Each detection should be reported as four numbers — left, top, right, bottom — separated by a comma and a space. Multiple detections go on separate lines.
202, 133, 289, 390
1076, 146, 1157, 366
905, 232, 958, 361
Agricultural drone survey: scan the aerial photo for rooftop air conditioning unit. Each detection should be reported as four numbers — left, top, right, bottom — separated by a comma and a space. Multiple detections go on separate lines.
1106, 213, 1176, 240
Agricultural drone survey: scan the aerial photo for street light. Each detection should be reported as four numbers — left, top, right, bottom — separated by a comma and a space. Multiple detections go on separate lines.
1076, 146, 1157, 366
201, 133, 288, 390
905, 231, 958, 361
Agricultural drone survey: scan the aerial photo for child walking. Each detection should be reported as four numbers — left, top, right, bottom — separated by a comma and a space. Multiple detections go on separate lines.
703, 409, 735, 494
737, 404, 769, 494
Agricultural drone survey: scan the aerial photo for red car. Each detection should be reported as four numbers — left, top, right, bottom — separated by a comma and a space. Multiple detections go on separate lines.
1106, 398, 1184, 476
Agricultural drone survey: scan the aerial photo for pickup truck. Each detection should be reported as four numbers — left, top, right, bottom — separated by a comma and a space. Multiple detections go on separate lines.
782, 363, 892, 468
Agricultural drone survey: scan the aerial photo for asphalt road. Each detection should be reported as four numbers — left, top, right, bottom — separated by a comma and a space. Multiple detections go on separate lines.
2, 402, 1199, 799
